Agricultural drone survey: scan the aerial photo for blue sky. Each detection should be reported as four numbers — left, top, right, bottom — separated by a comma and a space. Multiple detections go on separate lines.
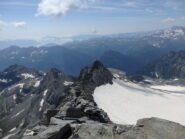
0, 0, 185, 40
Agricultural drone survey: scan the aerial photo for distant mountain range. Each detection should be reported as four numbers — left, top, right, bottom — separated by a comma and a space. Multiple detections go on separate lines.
138, 50, 185, 79
0, 34, 100, 49
0, 46, 94, 75
0, 26, 185, 76
1, 26, 185, 49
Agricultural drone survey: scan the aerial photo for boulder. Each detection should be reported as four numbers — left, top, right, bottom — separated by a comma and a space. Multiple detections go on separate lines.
69, 117, 185, 139
41, 109, 59, 125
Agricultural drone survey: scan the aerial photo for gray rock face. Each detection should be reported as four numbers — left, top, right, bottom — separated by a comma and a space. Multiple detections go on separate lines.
135, 118, 185, 139
79, 60, 113, 87
73, 117, 185, 139
23, 117, 185, 139
55, 61, 112, 123
32, 124, 72, 139
0, 65, 75, 138
37, 68, 75, 106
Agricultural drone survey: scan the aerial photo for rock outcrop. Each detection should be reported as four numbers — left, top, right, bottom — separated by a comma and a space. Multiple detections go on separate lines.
55, 60, 113, 123
23, 117, 185, 139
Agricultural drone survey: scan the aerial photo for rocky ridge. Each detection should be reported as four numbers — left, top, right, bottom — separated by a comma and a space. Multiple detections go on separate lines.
22, 61, 185, 139
0, 61, 185, 139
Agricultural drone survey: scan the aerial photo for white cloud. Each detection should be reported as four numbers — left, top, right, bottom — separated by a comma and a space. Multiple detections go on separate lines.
12, 22, 27, 28
36, 0, 86, 17
0, 20, 27, 28
162, 17, 175, 23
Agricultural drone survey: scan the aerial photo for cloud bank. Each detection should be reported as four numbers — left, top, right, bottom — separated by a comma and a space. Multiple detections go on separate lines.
37, 0, 86, 17
0, 20, 27, 28
12, 22, 27, 28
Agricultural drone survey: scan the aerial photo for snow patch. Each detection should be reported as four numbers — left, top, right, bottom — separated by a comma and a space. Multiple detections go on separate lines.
30, 50, 48, 57
0, 90, 4, 95
19, 119, 25, 127
13, 94, 17, 100
152, 43, 160, 48
8, 83, 24, 91
144, 79, 154, 83
94, 79, 185, 125
3, 133, 16, 139
113, 74, 120, 78
23, 129, 34, 136
39, 99, 44, 111
155, 72, 159, 78
175, 29, 184, 35
43, 89, 48, 96
0, 79, 8, 83
34, 80, 41, 87
21, 73, 35, 79
150, 85, 185, 92
11, 109, 24, 119
8, 127, 16, 133
39, 89, 48, 111
64, 81, 73, 86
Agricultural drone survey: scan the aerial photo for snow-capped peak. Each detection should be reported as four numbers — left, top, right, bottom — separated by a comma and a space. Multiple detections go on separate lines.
159, 26, 185, 39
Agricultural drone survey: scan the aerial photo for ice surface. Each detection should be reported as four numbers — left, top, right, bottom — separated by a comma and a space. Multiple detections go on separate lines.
94, 79, 185, 125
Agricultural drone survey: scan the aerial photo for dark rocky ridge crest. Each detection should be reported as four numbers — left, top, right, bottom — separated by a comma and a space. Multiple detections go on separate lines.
79, 60, 113, 99
79, 60, 113, 83
54, 60, 112, 123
